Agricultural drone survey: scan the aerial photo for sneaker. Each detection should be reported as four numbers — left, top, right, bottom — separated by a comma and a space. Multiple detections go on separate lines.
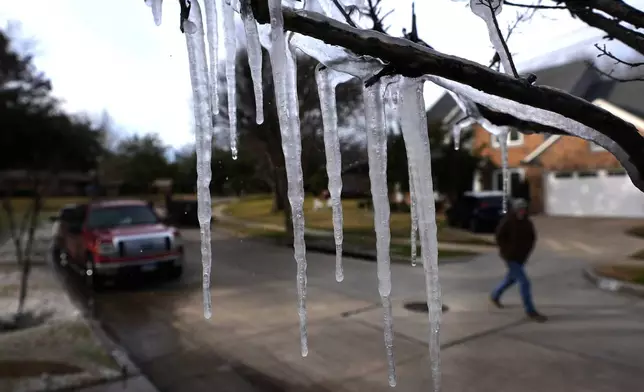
490, 296, 504, 309
527, 311, 548, 323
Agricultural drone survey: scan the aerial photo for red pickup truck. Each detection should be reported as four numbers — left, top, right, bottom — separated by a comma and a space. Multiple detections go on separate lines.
52, 199, 184, 286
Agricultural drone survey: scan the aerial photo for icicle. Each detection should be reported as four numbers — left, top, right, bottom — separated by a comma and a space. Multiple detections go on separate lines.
267, 0, 308, 358
240, 0, 264, 124
451, 117, 475, 151
223, 0, 238, 159
498, 129, 509, 213
363, 81, 396, 388
315, 65, 344, 283
183, 0, 213, 320
469, 0, 516, 77
203, 0, 219, 115
409, 163, 418, 267
398, 77, 441, 392
145, 0, 163, 26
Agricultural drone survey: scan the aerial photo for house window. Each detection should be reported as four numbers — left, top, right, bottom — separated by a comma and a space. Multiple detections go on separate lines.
493, 168, 525, 196
577, 170, 599, 178
554, 171, 574, 179
607, 168, 627, 176
491, 128, 523, 148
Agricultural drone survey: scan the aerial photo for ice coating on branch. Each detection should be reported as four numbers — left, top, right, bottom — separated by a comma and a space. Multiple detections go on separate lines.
399, 77, 442, 392
267, 0, 308, 358
183, 0, 213, 320
288, 32, 384, 80
426, 74, 627, 181
203, 0, 219, 115
363, 82, 396, 387
469, 0, 515, 77
145, 0, 163, 26
498, 129, 509, 213
315, 65, 345, 282
223, 1, 238, 158
240, 0, 264, 124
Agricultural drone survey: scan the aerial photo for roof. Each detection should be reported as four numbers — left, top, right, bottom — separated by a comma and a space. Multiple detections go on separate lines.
425, 60, 599, 128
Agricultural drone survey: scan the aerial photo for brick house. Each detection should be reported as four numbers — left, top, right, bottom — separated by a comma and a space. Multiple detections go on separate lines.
427, 60, 644, 218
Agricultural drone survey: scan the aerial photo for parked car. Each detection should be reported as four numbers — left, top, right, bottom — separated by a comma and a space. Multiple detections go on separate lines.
51, 199, 184, 287
446, 191, 507, 233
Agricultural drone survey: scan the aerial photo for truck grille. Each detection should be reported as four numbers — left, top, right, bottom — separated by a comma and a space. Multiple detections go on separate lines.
118, 236, 171, 257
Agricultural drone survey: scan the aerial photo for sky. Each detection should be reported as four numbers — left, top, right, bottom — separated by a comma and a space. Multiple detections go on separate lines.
1, 0, 642, 148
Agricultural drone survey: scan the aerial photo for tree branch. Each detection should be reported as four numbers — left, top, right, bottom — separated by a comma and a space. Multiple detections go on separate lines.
248, 1, 644, 192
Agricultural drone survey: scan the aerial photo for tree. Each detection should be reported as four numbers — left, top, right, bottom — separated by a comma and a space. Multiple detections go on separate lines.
217, 47, 362, 232
0, 27, 103, 321
232, 0, 644, 194
106, 133, 171, 194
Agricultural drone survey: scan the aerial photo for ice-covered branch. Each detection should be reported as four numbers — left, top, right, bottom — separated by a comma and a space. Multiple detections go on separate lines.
248, 0, 644, 193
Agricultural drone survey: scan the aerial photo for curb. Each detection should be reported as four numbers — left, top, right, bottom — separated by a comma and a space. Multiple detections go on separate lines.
583, 267, 644, 298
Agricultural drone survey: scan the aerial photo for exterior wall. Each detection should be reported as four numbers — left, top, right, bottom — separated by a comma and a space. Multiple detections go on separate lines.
539, 136, 622, 171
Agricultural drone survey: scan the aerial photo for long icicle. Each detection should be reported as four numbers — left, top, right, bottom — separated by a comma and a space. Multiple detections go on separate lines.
399, 77, 441, 392
363, 81, 396, 388
267, 0, 308, 358
222, 0, 238, 159
146, 0, 163, 26
315, 65, 344, 282
498, 128, 509, 213
183, 0, 213, 320
203, 0, 219, 115
240, 0, 264, 124
409, 162, 418, 267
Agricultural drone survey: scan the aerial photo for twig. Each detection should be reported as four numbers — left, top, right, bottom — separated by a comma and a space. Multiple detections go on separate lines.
478, 0, 520, 78
331, 0, 358, 28
587, 60, 644, 82
504, 0, 565, 10
595, 43, 644, 67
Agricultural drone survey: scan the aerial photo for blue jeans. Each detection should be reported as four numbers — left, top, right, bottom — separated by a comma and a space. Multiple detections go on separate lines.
491, 261, 536, 314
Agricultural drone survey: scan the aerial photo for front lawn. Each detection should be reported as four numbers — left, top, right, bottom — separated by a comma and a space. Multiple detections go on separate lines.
594, 264, 644, 285
224, 196, 495, 246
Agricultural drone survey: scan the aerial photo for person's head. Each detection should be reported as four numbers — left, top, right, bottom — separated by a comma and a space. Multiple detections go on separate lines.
512, 198, 529, 219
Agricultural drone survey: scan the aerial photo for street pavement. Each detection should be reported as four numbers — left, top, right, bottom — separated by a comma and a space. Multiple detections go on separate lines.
84, 228, 644, 392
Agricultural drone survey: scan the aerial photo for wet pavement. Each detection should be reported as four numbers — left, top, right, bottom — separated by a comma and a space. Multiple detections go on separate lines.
60, 228, 644, 392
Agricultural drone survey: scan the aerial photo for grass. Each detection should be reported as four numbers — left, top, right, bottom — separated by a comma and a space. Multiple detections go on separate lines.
215, 220, 478, 262
224, 196, 495, 246
595, 264, 644, 285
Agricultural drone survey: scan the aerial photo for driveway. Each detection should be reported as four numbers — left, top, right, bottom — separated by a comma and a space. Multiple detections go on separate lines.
73, 227, 644, 392
532, 215, 644, 261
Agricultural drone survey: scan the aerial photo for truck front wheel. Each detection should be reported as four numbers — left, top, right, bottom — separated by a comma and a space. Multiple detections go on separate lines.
169, 266, 183, 281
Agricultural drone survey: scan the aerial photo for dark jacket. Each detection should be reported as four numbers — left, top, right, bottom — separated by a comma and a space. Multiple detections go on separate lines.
495, 211, 536, 264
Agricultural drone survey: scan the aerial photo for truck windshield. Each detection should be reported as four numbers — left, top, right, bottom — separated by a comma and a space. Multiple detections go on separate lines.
87, 205, 160, 229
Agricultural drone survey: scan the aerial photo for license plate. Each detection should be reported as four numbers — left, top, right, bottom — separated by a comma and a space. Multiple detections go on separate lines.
141, 263, 158, 272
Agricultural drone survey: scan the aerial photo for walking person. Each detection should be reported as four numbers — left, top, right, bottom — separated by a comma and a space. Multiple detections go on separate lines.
490, 198, 548, 322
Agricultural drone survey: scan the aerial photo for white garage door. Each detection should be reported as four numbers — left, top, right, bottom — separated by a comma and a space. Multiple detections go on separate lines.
546, 170, 644, 218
